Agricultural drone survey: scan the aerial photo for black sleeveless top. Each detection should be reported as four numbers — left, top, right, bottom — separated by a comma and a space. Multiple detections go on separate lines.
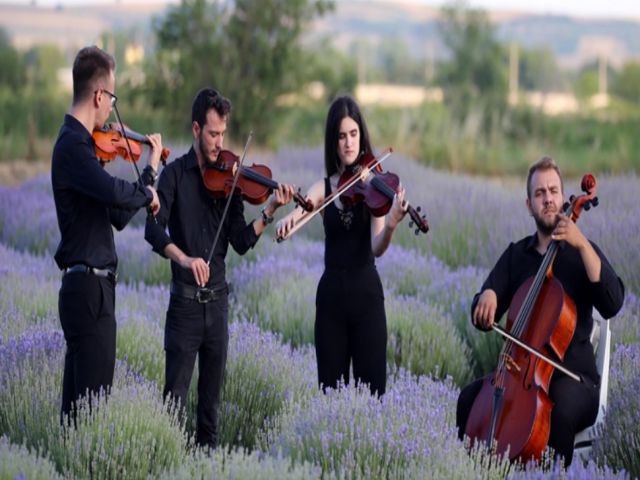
323, 177, 374, 270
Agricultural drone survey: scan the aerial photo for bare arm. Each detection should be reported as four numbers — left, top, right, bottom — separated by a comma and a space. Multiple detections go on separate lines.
275, 179, 325, 240
371, 187, 408, 257
252, 183, 296, 236
163, 243, 210, 288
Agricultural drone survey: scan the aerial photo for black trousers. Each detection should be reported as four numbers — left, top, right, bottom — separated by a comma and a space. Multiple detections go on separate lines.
315, 265, 387, 396
456, 373, 599, 466
58, 272, 116, 422
163, 291, 229, 449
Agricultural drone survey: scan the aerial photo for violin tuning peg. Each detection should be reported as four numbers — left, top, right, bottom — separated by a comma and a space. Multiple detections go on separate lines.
409, 221, 414, 228
563, 201, 571, 212
416, 206, 421, 213
570, 194, 576, 202
584, 202, 591, 211
592, 196, 599, 207
415, 229, 420, 235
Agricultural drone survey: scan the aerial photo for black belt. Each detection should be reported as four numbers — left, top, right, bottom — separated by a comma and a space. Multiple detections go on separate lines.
63, 264, 117, 281
170, 280, 228, 304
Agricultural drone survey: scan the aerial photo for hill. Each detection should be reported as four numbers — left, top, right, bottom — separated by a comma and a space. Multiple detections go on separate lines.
1, 0, 639, 68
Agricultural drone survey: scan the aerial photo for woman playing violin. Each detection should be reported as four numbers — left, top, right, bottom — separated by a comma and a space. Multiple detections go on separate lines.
144, 87, 295, 450
457, 157, 625, 466
276, 95, 408, 396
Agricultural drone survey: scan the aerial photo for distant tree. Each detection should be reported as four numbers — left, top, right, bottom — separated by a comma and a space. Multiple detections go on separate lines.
611, 61, 640, 104
573, 61, 602, 100
518, 47, 565, 92
437, 2, 507, 136
23, 44, 66, 92
377, 36, 423, 84
0, 28, 26, 90
144, 0, 333, 144
305, 39, 357, 102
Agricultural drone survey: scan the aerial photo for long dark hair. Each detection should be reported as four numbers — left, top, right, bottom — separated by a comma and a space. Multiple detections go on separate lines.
324, 96, 373, 177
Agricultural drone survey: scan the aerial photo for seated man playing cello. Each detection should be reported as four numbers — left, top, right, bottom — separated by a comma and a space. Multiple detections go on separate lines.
456, 156, 624, 467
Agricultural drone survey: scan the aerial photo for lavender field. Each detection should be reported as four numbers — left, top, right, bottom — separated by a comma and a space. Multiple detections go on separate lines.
1, 147, 639, 479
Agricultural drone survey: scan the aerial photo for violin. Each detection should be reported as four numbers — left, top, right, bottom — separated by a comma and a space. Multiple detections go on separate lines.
464, 174, 599, 463
338, 152, 429, 235
276, 148, 394, 243
202, 149, 313, 211
93, 123, 170, 166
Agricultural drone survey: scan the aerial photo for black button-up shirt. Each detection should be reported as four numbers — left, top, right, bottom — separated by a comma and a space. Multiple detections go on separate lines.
472, 234, 625, 382
144, 147, 259, 289
51, 114, 152, 271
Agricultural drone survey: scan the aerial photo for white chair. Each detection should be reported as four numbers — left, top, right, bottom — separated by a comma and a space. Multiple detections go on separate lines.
573, 312, 611, 462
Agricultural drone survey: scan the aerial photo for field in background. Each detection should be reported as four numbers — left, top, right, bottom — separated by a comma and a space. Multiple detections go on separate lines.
1, 146, 638, 478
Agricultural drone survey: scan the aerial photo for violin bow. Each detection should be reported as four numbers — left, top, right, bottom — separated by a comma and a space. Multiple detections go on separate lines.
491, 325, 582, 382
112, 106, 146, 186
205, 131, 253, 266
276, 147, 393, 243
111, 105, 162, 224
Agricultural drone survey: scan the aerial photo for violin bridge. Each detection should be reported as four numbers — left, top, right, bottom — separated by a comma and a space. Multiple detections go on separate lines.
504, 354, 521, 373
359, 166, 371, 182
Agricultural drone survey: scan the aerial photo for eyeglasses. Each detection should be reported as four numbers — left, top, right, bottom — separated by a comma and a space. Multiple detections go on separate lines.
95, 88, 118, 107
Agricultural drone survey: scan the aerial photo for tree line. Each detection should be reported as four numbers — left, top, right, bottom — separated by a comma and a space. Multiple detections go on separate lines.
1, 1, 640, 169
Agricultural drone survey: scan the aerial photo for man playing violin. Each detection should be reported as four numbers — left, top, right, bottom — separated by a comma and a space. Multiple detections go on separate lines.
456, 156, 624, 466
51, 46, 163, 423
144, 87, 295, 450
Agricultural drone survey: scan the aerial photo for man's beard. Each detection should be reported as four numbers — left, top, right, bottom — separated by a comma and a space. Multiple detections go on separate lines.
533, 211, 559, 236
198, 133, 219, 167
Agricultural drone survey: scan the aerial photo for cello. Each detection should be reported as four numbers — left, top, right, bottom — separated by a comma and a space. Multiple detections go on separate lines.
464, 174, 598, 462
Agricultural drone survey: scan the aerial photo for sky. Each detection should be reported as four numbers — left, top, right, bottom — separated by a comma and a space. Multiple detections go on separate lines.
435, 0, 640, 19
2, 0, 640, 21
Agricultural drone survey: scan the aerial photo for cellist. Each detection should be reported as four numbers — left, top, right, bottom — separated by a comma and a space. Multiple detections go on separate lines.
456, 156, 625, 466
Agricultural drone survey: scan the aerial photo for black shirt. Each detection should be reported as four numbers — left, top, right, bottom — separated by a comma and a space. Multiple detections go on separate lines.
323, 178, 374, 270
51, 114, 152, 271
472, 233, 625, 382
144, 147, 259, 289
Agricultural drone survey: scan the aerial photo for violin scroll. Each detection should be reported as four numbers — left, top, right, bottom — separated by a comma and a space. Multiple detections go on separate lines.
294, 188, 314, 212
407, 204, 429, 235
567, 174, 598, 221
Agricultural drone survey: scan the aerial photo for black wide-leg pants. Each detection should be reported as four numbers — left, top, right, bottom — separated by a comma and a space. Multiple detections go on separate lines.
315, 265, 387, 397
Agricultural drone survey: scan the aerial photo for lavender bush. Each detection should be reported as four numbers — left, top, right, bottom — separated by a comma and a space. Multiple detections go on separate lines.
0, 435, 62, 480
261, 370, 515, 479
161, 447, 323, 479
386, 295, 472, 384
46, 374, 190, 480
216, 321, 317, 449
507, 459, 630, 480
0, 151, 638, 478
0, 327, 64, 451
594, 343, 640, 477
611, 293, 640, 347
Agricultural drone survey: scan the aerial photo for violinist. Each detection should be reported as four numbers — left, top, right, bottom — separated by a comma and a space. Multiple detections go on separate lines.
456, 156, 625, 466
51, 46, 162, 423
276, 95, 408, 396
144, 87, 295, 450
